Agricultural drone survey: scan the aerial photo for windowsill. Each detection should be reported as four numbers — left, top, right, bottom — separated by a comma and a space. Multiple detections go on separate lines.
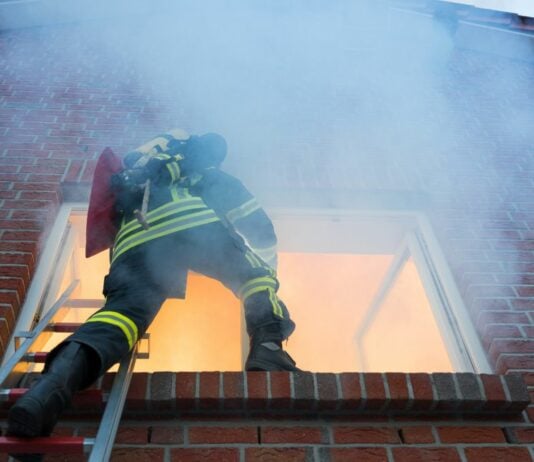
17, 371, 527, 420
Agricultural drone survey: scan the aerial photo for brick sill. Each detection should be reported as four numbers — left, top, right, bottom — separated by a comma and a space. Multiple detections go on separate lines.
59, 371, 529, 419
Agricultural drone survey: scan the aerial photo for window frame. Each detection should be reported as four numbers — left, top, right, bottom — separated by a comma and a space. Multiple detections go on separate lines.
4, 203, 492, 374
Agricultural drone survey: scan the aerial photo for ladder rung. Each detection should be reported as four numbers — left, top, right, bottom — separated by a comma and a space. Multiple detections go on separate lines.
22, 352, 49, 363
46, 322, 82, 332
0, 388, 104, 405
0, 436, 94, 454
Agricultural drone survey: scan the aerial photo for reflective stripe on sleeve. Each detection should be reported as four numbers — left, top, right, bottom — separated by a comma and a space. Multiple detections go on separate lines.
85, 311, 139, 350
166, 161, 181, 182
226, 198, 261, 224
237, 276, 278, 301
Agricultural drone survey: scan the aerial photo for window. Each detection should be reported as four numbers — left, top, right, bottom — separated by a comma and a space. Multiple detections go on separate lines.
4, 204, 491, 374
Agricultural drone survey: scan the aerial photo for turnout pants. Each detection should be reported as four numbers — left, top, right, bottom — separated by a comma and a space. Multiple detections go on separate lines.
59, 221, 295, 376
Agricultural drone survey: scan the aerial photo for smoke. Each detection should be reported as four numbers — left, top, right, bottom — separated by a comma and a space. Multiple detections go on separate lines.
1, 1, 533, 370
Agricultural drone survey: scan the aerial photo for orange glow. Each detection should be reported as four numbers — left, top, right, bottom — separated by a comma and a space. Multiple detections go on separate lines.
43, 214, 454, 373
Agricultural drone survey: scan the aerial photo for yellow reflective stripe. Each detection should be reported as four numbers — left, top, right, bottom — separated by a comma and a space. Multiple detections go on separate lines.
85, 311, 138, 349
268, 289, 284, 318
238, 276, 277, 300
154, 153, 171, 160
170, 184, 179, 201
117, 197, 208, 236
112, 210, 220, 263
166, 161, 181, 182
226, 198, 261, 224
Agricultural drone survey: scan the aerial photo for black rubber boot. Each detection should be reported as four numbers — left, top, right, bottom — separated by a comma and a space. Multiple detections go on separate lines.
245, 324, 300, 371
7, 342, 96, 461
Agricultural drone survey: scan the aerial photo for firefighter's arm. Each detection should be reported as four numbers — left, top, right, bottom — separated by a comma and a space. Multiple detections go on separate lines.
196, 170, 279, 270
226, 197, 278, 269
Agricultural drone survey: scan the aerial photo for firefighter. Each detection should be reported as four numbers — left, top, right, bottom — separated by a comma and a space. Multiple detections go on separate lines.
7, 130, 299, 444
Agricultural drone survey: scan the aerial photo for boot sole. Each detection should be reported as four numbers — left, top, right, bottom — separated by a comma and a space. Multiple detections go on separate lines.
245, 358, 300, 371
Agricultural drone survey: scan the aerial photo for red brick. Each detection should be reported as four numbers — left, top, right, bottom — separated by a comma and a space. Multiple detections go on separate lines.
363, 373, 386, 410
392, 447, 461, 462
316, 372, 339, 411
324, 447, 388, 462
511, 299, 534, 310
0, 241, 37, 253
126, 372, 148, 410
490, 340, 534, 361
0, 305, 16, 328
2, 266, 30, 285
478, 311, 528, 326
333, 426, 400, 444
150, 371, 174, 411
19, 190, 59, 202
171, 448, 239, 462
150, 426, 184, 444
496, 355, 534, 372
386, 373, 410, 410
269, 371, 291, 409
409, 373, 435, 410
115, 426, 149, 444
110, 448, 165, 462
3, 199, 53, 210
509, 426, 534, 443
400, 426, 435, 444
0, 191, 16, 199
198, 371, 220, 410
245, 448, 310, 462
0, 277, 26, 298
81, 160, 97, 182
0, 290, 20, 311
261, 426, 325, 444
246, 371, 268, 410
222, 371, 245, 410
188, 426, 257, 444
175, 372, 197, 410
27, 173, 62, 182
438, 426, 506, 443
64, 159, 84, 182
464, 447, 532, 462
516, 286, 534, 297
10, 210, 50, 222
480, 374, 507, 411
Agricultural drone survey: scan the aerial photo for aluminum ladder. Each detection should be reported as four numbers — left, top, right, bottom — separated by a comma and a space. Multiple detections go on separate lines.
0, 279, 145, 461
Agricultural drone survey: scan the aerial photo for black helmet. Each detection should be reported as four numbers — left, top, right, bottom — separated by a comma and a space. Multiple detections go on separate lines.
181, 132, 227, 174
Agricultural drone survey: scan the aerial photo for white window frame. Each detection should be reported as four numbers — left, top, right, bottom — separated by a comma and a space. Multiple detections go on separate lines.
4, 203, 492, 374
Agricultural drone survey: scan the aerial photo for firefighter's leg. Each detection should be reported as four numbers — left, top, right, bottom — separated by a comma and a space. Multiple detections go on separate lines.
238, 276, 299, 371
7, 243, 168, 444
182, 224, 299, 371
7, 342, 99, 440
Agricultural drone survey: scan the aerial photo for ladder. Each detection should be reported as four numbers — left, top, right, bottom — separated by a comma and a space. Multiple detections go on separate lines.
0, 279, 147, 461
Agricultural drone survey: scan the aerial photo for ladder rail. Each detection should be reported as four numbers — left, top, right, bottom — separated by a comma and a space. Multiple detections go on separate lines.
0, 279, 80, 387
89, 343, 139, 462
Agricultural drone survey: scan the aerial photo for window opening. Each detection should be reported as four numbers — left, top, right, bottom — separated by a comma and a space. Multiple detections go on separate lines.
5, 204, 491, 374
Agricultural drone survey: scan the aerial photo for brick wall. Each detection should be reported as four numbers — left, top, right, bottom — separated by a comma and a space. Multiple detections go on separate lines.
0, 2, 533, 460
